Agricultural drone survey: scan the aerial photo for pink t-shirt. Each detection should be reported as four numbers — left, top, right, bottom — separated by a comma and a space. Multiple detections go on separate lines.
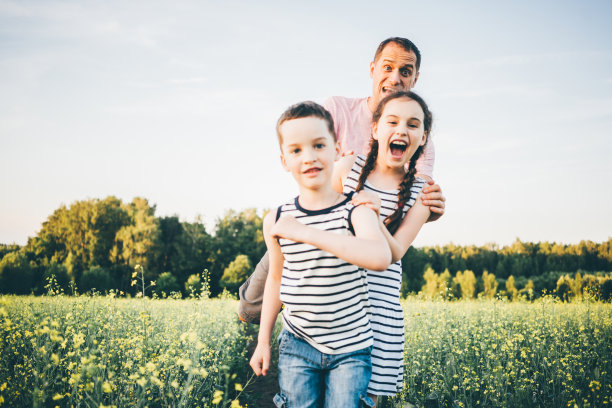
323, 96, 435, 178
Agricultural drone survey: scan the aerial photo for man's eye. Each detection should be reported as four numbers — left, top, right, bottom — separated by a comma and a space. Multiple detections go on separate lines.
384, 65, 392, 71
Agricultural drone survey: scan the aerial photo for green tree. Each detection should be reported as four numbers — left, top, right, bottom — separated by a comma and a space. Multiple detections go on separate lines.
80, 266, 112, 293
211, 209, 265, 296
220, 254, 252, 295
154, 272, 181, 298
421, 266, 438, 299
453, 270, 476, 300
111, 198, 160, 279
0, 250, 34, 294
481, 270, 498, 299
506, 275, 518, 301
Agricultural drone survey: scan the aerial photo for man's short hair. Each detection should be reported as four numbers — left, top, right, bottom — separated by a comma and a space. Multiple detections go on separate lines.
276, 101, 337, 146
373, 37, 421, 71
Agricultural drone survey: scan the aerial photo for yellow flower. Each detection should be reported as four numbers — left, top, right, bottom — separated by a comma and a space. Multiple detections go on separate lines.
102, 382, 112, 393
212, 390, 223, 405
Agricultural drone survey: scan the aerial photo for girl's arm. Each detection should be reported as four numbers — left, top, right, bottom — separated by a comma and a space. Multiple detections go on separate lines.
331, 154, 356, 194
271, 205, 391, 271
383, 193, 431, 263
249, 211, 284, 376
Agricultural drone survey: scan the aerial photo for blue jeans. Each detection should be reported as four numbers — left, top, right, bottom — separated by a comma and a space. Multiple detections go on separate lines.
274, 329, 374, 408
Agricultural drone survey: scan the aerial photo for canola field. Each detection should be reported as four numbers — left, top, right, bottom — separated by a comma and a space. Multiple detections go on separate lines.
0, 295, 610, 408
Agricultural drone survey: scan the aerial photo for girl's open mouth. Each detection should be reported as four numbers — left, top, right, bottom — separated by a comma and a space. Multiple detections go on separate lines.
389, 141, 407, 158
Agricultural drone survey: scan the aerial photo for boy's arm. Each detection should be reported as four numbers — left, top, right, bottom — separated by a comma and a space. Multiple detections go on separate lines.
382, 194, 431, 263
272, 205, 391, 271
249, 212, 284, 376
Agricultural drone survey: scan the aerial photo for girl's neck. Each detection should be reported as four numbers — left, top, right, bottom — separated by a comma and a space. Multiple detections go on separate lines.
368, 156, 406, 189
298, 185, 343, 211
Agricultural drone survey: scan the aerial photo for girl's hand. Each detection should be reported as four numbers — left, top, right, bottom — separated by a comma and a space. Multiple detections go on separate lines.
271, 215, 308, 242
352, 190, 381, 217
250, 342, 271, 376
421, 180, 446, 221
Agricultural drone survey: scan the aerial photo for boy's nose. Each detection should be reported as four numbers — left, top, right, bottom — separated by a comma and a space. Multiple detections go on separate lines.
303, 148, 317, 162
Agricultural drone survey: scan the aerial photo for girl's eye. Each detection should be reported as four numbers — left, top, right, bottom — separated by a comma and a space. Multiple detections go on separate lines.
315, 143, 325, 149
292, 148, 301, 154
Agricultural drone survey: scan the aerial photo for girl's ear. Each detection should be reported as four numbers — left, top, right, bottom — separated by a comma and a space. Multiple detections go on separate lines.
371, 121, 379, 141
280, 154, 289, 172
419, 131, 428, 146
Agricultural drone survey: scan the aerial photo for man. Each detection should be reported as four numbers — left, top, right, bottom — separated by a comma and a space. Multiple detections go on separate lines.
238, 37, 445, 323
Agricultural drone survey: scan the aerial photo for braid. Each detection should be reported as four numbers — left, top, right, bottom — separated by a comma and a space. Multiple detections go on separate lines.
384, 145, 423, 235
355, 138, 379, 192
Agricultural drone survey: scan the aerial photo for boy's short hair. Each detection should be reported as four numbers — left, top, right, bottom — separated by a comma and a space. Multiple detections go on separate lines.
374, 37, 421, 71
276, 101, 337, 146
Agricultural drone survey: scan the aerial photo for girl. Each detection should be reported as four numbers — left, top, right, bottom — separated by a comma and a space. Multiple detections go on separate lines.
332, 90, 433, 404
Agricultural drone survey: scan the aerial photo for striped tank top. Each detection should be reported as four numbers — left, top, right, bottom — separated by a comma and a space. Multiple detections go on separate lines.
277, 193, 373, 355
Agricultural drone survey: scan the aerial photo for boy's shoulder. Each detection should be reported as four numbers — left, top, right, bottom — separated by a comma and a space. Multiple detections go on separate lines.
273, 194, 355, 220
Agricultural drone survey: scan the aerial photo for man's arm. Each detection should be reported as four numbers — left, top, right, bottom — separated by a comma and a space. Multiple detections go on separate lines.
271, 205, 391, 271
249, 212, 284, 376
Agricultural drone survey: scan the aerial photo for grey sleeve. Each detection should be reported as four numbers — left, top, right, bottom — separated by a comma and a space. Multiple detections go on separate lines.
237, 251, 270, 323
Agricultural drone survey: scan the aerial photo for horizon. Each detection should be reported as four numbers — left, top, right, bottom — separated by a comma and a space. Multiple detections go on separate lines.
1, 0, 611, 248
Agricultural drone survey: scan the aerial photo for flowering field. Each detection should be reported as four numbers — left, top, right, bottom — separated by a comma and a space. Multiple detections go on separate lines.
0, 296, 610, 408
0, 295, 254, 407
397, 299, 612, 408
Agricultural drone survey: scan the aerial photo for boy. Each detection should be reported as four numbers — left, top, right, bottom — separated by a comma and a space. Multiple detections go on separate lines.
249, 101, 390, 407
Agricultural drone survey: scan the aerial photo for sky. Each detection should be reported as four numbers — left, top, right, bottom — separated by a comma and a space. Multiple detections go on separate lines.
1, 0, 611, 248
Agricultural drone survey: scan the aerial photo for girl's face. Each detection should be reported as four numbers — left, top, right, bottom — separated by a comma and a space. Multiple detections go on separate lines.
372, 97, 427, 169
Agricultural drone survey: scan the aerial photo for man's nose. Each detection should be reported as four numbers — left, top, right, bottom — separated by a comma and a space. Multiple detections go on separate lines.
389, 69, 402, 85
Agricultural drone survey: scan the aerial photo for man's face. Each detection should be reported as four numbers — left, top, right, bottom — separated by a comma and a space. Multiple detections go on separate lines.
370, 42, 419, 108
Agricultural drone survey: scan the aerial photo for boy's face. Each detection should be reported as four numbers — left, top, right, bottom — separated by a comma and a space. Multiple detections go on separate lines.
279, 117, 340, 191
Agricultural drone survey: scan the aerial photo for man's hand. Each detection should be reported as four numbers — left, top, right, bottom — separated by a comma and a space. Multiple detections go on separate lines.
351, 190, 381, 217
250, 342, 271, 376
421, 180, 446, 222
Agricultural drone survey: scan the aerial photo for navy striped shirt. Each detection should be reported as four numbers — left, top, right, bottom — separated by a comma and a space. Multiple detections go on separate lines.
278, 194, 373, 355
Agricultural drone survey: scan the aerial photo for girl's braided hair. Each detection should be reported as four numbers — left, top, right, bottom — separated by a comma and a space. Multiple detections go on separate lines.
355, 91, 433, 234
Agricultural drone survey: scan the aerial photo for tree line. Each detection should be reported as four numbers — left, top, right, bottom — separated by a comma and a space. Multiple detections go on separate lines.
1, 196, 610, 299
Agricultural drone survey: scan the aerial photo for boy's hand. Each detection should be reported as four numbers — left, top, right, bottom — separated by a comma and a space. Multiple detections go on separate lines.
421, 180, 445, 222
250, 342, 271, 376
351, 190, 381, 217
271, 215, 307, 242
340, 149, 355, 157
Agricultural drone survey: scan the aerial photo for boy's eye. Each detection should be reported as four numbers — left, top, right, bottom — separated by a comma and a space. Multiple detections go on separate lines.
315, 143, 325, 149
292, 148, 301, 154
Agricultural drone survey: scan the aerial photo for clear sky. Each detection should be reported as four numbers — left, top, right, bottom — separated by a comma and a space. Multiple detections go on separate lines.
1, 0, 611, 247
